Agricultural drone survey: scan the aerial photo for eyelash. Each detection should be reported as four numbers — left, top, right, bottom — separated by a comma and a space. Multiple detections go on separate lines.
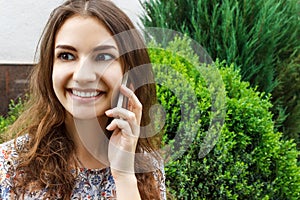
57, 52, 116, 62
57, 52, 75, 61
95, 53, 116, 62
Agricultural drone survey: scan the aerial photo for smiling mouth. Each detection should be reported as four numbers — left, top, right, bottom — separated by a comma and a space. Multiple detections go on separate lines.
70, 89, 102, 98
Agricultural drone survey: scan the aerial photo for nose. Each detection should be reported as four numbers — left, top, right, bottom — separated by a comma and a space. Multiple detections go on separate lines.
73, 58, 97, 83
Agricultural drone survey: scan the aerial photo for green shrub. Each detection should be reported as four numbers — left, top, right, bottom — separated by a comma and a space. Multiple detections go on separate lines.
0, 98, 24, 143
272, 55, 300, 149
141, 0, 300, 151
149, 37, 300, 199
141, 0, 299, 93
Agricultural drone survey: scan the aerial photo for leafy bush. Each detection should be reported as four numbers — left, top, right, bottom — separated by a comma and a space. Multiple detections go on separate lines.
272, 55, 300, 149
141, 0, 300, 152
149, 37, 300, 199
141, 0, 299, 92
0, 98, 24, 143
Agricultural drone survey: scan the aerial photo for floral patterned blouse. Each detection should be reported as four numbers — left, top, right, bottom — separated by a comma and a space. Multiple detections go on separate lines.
0, 136, 166, 199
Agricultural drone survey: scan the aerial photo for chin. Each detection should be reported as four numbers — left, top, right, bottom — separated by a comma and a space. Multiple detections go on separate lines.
68, 109, 99, 120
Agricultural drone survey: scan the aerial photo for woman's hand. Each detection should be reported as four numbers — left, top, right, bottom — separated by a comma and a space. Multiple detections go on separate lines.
105, 84, 142, 175
105, 84, 142, 200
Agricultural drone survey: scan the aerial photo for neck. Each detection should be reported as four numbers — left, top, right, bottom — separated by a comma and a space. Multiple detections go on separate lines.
65, 114, 110, 169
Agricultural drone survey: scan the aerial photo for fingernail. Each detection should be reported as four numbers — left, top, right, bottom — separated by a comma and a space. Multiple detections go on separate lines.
105, 110, 112, 115
121, 84, 128, 90
106, 124, 112, 130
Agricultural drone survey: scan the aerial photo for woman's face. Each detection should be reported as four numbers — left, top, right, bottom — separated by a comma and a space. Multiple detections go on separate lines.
52, 15, 123, 120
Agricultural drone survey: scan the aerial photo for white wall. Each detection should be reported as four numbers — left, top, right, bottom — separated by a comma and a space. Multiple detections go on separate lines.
0, 0, 144, 64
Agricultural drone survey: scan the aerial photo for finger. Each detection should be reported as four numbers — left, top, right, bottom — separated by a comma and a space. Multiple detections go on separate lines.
120, 85, 142, 123
105, 108, 137, 124
105, 108, 140, 137
120, 85, 142, 110
106, 118, 139, 138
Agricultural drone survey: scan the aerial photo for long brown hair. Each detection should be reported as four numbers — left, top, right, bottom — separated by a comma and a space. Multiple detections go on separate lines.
9, 0, 162, 199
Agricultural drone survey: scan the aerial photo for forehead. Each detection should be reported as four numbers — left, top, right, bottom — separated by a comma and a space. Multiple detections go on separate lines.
55, 15, 117, 49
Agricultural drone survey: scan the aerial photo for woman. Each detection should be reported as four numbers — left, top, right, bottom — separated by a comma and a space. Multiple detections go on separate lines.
0, 0, 165, 199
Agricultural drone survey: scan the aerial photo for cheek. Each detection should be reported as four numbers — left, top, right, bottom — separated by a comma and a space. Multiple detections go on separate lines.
52, 69, 60, 90
52, 67, 69, 94
103, 65, 123, 90
102, 65, 123, 103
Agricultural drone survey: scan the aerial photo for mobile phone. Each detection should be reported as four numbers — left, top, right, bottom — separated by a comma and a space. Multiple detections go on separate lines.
116, 72, 129, 109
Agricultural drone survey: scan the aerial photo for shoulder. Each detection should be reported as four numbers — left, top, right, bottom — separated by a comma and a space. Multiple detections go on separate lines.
0, 138, 19, 172
0, 138, 18, 198
0, 135, 28, 165
0, 135, 28, 197
144, 152, 167, 200
153, 157, 167, 200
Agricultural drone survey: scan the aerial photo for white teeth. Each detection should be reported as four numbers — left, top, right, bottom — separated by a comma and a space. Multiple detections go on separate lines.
72, 90, 100, 98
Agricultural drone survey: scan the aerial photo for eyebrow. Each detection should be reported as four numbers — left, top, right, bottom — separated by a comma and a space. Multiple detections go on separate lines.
55, 45, 77, 52
93, 45, 118, 52
55, 44, 118, 52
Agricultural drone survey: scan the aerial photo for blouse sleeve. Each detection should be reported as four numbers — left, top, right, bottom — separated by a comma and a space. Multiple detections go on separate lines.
153, 157, 167, 200
159, 165, 167, 200
0, 139, 19, 199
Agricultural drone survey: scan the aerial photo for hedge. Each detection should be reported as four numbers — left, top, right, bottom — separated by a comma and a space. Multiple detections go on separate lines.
140, 0, 300, 154
149, 37, 300, 199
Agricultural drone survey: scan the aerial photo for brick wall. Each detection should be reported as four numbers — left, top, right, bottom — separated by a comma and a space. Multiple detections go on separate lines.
0, 64, 33, 116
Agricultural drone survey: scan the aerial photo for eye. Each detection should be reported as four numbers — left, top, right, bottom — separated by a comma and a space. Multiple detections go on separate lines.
95, 53, 115, 62
57, 52, 75, 61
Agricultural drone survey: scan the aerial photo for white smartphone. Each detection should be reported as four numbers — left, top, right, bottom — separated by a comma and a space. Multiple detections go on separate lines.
116, 72, 129, 109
